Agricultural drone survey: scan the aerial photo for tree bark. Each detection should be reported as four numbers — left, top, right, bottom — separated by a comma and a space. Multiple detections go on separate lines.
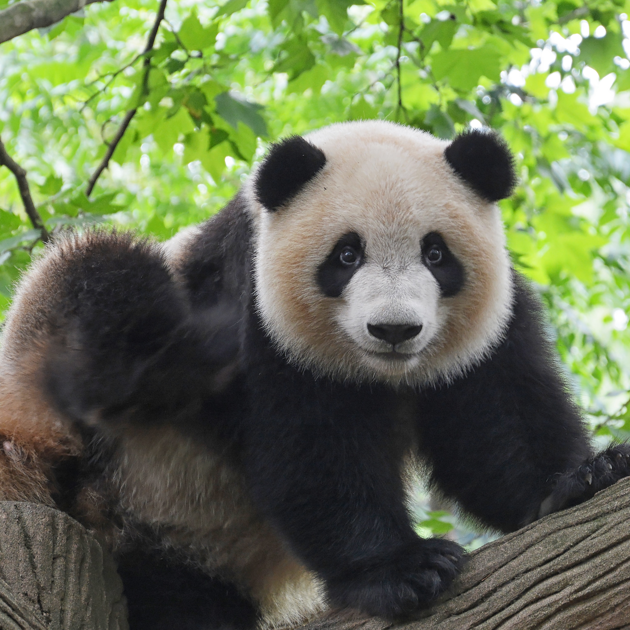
0, 0, 115, 45
0, 480, 628, 629
301, 478, 630, 630
0, 502, 127, 630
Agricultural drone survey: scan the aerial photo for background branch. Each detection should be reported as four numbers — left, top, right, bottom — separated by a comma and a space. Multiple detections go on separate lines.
85, 0, 168, 198
0, 0, 116, 45
395, 0, 405, 119
301, 478, 630, 630
0, 137, 50, 243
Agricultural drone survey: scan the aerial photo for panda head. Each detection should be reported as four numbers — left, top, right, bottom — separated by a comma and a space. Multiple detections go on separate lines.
248, 120, 516, 386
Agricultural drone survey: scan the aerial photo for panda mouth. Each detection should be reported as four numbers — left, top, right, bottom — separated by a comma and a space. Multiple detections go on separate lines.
366, 350, 416, 362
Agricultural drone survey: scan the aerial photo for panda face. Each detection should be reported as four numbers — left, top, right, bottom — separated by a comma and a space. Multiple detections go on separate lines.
316, 229, 464, 379
250, 121, 514, 386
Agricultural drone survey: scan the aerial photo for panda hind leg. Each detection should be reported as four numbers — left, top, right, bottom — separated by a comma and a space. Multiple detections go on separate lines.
539, 443, 630, 518
42, 230, 239, 427
117, 549, 260, 630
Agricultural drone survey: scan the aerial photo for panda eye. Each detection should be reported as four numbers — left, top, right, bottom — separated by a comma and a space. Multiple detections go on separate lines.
339, 246, 358, 265
426, 245, 443, 265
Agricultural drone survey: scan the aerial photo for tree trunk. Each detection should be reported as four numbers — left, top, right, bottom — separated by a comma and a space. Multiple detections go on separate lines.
0, 502, 127, 630
0, 480, 628, 629
301, 478, 630, 630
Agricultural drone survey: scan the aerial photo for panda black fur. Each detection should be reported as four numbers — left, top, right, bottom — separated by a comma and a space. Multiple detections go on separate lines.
0, 120, 629, 629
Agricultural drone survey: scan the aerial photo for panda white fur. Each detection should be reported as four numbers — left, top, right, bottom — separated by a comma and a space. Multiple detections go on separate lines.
0, 120, 628, 630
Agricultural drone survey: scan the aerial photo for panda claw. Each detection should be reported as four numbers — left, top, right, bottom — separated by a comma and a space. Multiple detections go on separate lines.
583, 471, 593, 486
606, 461, 614, 471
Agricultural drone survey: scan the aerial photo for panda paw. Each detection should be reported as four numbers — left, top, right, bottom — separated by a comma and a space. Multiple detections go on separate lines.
326, 538, 465, 619
540, 443, 630, 518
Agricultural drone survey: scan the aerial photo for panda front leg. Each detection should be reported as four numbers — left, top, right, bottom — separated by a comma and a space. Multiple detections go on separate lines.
242, 368, 465, 619
39, 231, 239, 429
416, 276, 630, 532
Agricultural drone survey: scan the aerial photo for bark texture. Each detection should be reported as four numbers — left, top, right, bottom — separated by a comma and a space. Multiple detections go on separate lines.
0, 0, 114, 45
0, 501, 127, 630
0, 480, 628, 629
301, 478, 630, 630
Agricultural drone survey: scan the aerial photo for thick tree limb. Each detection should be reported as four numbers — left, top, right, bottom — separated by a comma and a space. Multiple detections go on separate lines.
0, 0, 115, 45
302, 478, 630, 630
0, 136, 50, 243
0, 502, 127, 629
85, 0, 168, 197
0, 481, 627, 629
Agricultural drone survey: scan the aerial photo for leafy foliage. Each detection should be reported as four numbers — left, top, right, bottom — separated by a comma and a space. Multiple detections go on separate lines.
0, 0, 629, 471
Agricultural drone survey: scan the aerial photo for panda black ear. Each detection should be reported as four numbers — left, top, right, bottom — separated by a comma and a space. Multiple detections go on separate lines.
444, 130, 517, 202
255, 136, 327, 212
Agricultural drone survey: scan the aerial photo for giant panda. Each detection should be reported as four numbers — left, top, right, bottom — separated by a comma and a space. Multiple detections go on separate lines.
0, 120, 628, 630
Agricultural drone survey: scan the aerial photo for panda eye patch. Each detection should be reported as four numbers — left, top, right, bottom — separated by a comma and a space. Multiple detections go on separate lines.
317, 232, 364, 298
421, 232, 465, 298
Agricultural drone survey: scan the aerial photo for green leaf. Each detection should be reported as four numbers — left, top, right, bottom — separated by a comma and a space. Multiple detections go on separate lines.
183, 129, 230, 181
0, 210, 22, 235
467, 0, 495, 12
454, 98, 485, 121
37, 174, 63, 196
425, 104, 455, 139
579, 34, 624, 77
541, 233, 606, 283
178, 11, 219, 50
273, 40, 316, 78
215, 92, 268, 137
286, 64, 329, 95
147, 68, 170, 108
183, 89, 208, 120
616, 69, 630, 92
216, 0, 249, 18
165, 58, 187, 74
200, 80, 225, 104
155, 107, 196, 154
349, 97, 378, 120
431, 47, 502, 91
268, 0, 291, 26
315, 0, 358, 34
0, 230, 43, 254
230, 122, 257, 162
524, 73, 549, 99
417, 18, 457, 53
146, 213, 173, 239
320, 33, 361, 57
87, 192, 124, 215
615, 121, 630, 152
555, 92, 598, 130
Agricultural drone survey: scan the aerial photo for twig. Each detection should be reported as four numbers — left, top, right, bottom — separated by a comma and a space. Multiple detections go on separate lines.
85, 0, 168, 198
80, 53, 144, 113
163, 18, 191, 58
0, 136, 50, 243
394, 0, 405, 119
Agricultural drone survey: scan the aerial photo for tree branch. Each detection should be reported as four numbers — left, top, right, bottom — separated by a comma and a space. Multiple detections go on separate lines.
394, 0, 405, 119
300, 478, 630, 630
0, 0, 115, 45
0, 136, 50, 243
85, 0, 168, 198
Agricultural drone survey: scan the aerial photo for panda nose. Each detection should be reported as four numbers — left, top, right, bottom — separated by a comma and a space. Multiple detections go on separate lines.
367, 323, 423, 346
